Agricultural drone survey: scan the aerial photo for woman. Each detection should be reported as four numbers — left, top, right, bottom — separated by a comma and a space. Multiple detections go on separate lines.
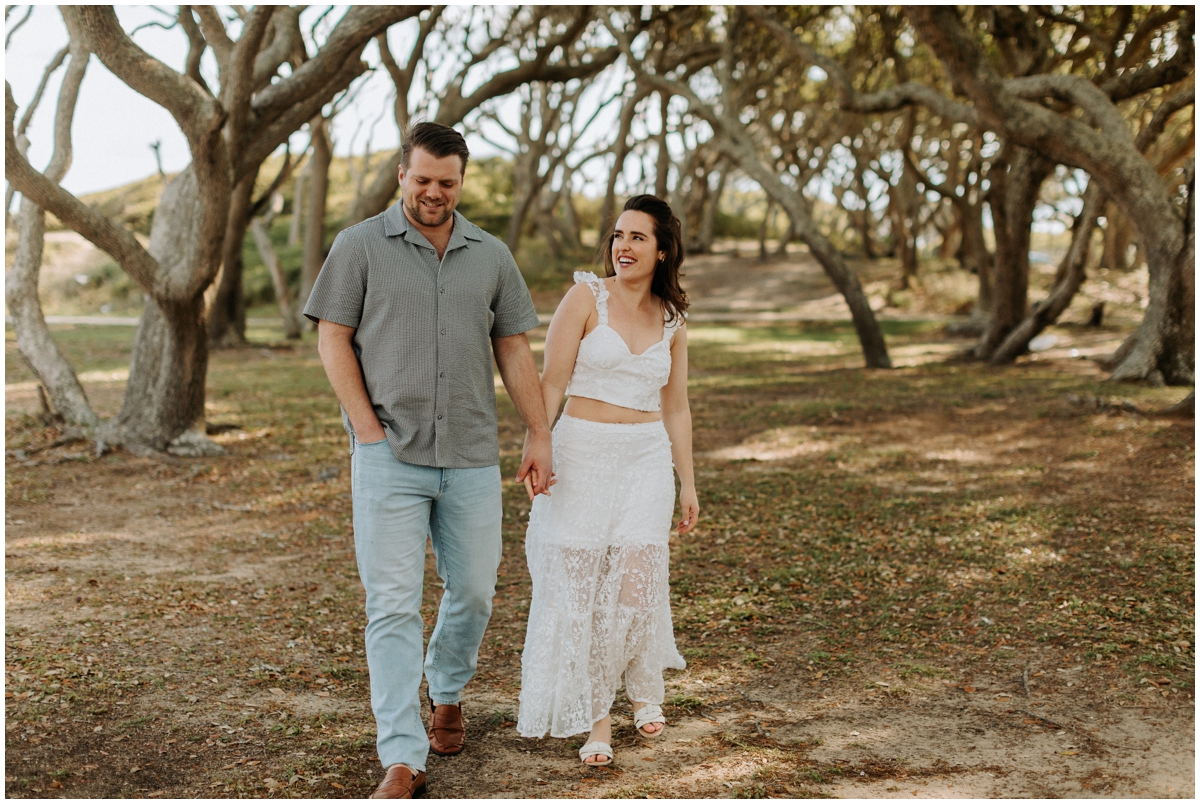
516, 195, 699, 767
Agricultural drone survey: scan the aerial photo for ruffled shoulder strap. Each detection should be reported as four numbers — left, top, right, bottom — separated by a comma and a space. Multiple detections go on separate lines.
573, 271, 609, 325
663, 309, 687, 342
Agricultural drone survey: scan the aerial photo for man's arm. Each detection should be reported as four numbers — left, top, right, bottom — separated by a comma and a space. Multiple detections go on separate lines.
492, 332, 553, 497
317, 320, 386, 443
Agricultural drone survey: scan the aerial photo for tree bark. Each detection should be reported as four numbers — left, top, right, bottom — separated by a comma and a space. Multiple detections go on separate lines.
5, 33, 98, 428
557, 174, 583, 255
96, 166, 223, 456
889, 109, 920, 289
654, 92, 671, 197
288, 160, 305, 245
757, 199, 774, 261
207, 174, 255, 347
1110, 163, 1195, 384
8, 197, 99, 428
1099, 202, 1131, 270
1158, 390, 1194, 417
300, 115, 331, 312
991, 184, 1104, 363
697, 164, 726, 254
975, 146, 1052, 358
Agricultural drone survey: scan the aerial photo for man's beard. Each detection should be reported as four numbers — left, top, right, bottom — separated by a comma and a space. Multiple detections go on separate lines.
405, 195, 453, 228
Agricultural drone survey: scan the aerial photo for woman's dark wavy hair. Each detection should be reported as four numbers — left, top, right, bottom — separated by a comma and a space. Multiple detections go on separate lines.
600, 194, 689, 326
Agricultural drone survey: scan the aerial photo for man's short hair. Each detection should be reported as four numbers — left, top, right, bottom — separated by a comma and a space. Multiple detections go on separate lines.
401, 122, 470, 174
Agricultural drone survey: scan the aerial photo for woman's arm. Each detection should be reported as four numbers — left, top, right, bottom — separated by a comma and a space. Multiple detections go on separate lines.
521, 282, 594, 498
661, 324, 698, 534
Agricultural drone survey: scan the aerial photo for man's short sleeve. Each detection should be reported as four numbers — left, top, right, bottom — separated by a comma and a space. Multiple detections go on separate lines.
302, 230, 367, 327
490, 249, 540, 338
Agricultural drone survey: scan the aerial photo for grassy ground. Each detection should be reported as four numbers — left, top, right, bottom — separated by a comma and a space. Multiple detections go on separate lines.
5, 320, 1194, 798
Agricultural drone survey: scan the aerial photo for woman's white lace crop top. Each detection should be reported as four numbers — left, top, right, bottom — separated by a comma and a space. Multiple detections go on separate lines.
565, 272, 683, 412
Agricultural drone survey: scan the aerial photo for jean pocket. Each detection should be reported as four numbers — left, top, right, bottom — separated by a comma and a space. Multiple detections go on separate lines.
351, 433, 388, 457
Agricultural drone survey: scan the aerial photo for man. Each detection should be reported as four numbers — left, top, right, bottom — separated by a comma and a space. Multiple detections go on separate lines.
304, 122, 552, 799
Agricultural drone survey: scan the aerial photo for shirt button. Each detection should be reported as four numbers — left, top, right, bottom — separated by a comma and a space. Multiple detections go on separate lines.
439, 372, 445, 378
437, 414, 443, 421
441, 328, 447, 335
440, 287, 445, 294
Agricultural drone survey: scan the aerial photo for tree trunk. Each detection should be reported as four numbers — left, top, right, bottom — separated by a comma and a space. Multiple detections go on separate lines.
505, 150, 540, 254
107, 295, 216, 455
938, 214, 961, 260
1110, 166, 1195, 385
299, 116, 332, 312
7, 197, 99, 427
991, 184, 1104, 363
558, 177, 583, 255
288, 161, 305, 245
975, 146, 1051, 359
207, 174, 255, 347
105, 165, 224, 456
4, 34, 97, 428
697, 165, 726, 254
758, 199, 774, 261
1099, 203, 1133, 270
950, 194, 994, 326
654, 92, 671, 197
889, 109, 920, 289
852, 161, 877, 258
1158, 390, 1194, 417
892, 213, 917, 288
250, 216, 302, 339
775, 208, 795, 256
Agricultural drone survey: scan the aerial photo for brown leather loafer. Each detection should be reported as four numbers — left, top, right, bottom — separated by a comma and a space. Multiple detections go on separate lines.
427, 699, 465, 755
370, 764, 426, 799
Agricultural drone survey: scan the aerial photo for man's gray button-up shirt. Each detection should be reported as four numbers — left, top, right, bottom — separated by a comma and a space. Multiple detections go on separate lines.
303, 204, 540, 469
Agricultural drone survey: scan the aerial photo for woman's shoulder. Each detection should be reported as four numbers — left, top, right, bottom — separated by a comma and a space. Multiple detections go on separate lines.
555, 281, 600, 320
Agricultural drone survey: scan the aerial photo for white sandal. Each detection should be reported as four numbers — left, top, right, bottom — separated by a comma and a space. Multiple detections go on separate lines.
633, 703, 666, 739
578, 740, 613, 766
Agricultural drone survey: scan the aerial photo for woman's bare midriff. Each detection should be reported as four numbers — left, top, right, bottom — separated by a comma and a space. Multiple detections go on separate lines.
563, 396, 662, 424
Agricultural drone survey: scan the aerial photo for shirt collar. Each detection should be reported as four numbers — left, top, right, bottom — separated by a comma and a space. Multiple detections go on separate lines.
383, 204, 484, 253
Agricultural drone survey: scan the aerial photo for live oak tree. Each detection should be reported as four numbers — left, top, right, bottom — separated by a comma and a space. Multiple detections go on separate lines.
749, 5, 1193, 381
5, 5, 421, 455
908, 6, 1194, 383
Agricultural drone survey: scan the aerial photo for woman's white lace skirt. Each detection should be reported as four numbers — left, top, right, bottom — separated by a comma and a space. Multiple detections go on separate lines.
517, 415, 685, 739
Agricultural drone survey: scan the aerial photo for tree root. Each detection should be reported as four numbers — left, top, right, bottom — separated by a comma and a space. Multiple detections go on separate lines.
1156, 390, 1194, 418
8, 425, 226, 466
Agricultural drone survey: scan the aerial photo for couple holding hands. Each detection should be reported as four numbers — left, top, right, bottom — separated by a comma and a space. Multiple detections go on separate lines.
305, 122, 697, 798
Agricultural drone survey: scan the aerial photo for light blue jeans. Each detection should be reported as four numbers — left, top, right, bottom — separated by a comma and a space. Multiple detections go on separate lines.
350, 435, 503, 772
